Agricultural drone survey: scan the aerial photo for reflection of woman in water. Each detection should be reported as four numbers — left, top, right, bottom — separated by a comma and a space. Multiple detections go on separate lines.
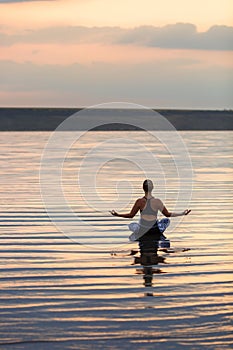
110, 179, 191, 246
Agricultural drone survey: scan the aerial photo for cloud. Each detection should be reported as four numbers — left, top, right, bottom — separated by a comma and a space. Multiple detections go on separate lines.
0, 26, 125, 46
0, 59, 232, 108
0, 23, 232, 50
115, 23, 233, 51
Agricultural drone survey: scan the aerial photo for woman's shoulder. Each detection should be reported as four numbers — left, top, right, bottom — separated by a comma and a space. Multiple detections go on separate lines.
137, 196, 146, 202
152, 197, 162, 201
152, 197, 163, 203
151, 197, 164, 210
135, 197, 147, 206
137, 196, 162, 202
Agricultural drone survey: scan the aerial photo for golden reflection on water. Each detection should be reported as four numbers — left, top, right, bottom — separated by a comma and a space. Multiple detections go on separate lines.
0, 131, 232, 348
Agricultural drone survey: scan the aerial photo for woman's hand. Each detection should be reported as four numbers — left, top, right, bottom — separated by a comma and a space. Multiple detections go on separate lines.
110, 210, 118, 216
183, 209, 191, 215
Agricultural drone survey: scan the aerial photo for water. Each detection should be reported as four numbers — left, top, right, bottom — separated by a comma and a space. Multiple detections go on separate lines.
0, 131, 232, 349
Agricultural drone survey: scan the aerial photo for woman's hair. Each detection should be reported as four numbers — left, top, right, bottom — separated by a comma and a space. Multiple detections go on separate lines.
143, 179, 154, 192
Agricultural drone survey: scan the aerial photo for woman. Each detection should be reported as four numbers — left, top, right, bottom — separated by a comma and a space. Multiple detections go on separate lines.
110, 179, 191, 244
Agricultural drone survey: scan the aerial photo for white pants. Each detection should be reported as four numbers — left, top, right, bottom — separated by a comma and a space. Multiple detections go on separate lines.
128, 218, 170, 242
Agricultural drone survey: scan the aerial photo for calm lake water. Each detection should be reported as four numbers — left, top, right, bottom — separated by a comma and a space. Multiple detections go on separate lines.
0, 131, 232, 349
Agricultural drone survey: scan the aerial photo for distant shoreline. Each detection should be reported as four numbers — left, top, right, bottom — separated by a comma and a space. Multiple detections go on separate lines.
0, 108, 232, 131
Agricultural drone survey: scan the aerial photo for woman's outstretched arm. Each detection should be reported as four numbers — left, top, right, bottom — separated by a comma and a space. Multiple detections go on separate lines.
110, 199, 141, 218
162, 206, 191, 217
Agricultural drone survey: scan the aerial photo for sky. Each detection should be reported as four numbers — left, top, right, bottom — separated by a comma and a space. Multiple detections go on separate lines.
0, 0, 232, 108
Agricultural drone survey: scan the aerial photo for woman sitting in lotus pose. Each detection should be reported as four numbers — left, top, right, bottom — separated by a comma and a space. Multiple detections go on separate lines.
110, 179, 191, 246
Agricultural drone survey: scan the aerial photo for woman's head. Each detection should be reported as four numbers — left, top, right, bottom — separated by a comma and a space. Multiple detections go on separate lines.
143, 179, 154, 193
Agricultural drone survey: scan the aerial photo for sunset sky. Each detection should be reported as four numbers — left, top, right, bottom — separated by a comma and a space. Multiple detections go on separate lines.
0, 0, 232, 108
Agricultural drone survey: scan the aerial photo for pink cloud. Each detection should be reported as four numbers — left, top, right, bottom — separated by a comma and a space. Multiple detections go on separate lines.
0, 43, 232, 68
